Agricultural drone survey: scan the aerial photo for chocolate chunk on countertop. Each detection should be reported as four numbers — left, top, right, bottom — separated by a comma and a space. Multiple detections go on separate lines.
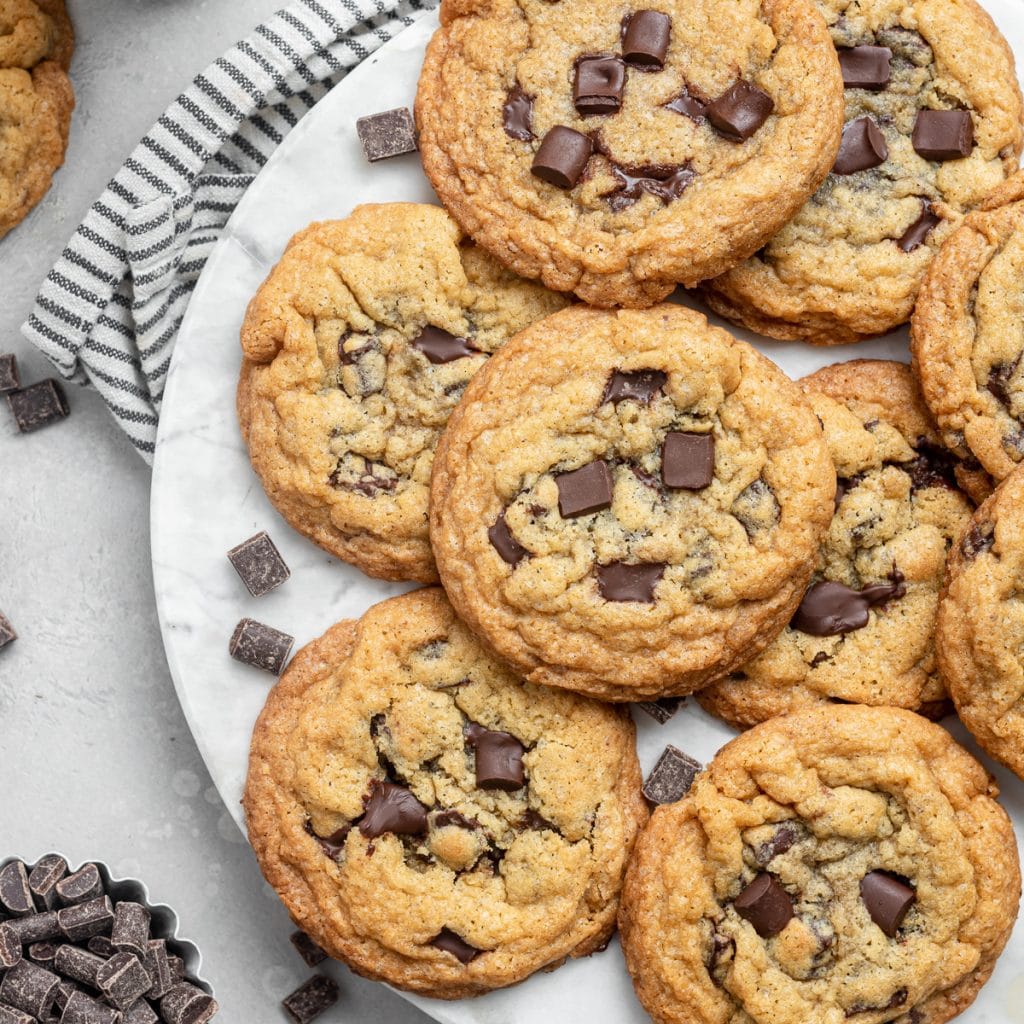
0, 612, 15, 652
281, 975, 339, 1024
0, 354, 19, 394
6, 379, 69, 433
227, 531, 291, 597
356, 107, 417, 162
289, 930, 328, 968
643, 745, 702, 804
635, 697, 682, 724
229, 618, 294, 675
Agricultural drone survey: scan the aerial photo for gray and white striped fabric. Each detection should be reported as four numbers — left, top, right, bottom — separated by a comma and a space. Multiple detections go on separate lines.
22, 0, 433, 462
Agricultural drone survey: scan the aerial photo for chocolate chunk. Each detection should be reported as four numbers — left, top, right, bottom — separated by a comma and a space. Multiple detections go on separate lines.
987, 356, 1020, 407
168, 956, 185, 984
0, 612, 15, 651
706, 80, 774, 141
487, 511, 529, 568
521, 809, 555, 831
60, 990, 121, 1024
754, 824, 797, 866
531, 126, 593, 188
833, 117, 888, 174
912, 110, 974, 161
160, 983, 219, 1024
621, 11, 670, 68
55, 864, 103, 906
0, 923, 21, 969
574, 55, 626, 116
0, 1005, 33, 1024
305, 821, 350, 861
226, 532, 290, 598
465, 722, 525, 791
597, 562, 665, 603
897, 200, 941, 252
143, 938, 174, 1000
604, 163, 695, 210
0, 960, 60, 1018
122, 1000, 159, 1024
429, 928, 480, 963
642, 745, 702, 804
359, 781, 428, 838
860, 871, 914, 936
411, 326, 479, 364
280, 976, 338, 1024
734, 874, 794, 937
905, 441, 958, 491
55, 944, 106, 986
662, 431, 715, 489
664, 87, 706, 121
355, 107, 417, 162
110, 902, 150, 959
846, 988, 908, 1017
556, 460, 613, 517
791, 574, 906, 636
961, 523, 994, 561
228, 618, 294, 675
636, 697, 681, 724
28, 855, 66, 912
0, 354, 19, 393
604, 371, 666, 409
57, 896, 114, 942
838, 45, 892, 90
6, 379, 69, 433
503, 84, 534, 141
0, 862, 33, 916
7, 910, 60, 945
706, 927, 735, 974
54, 980, 76, 1014
329, 455, 398, 496
432, 809, 480, 830
95, 951, 151, 1009
290, 930, 328, 968
87, 935, 114, 957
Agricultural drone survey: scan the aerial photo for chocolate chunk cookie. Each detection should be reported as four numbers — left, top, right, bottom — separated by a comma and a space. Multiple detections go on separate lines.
619, 705, 1021, 1024
244, 588, 647, 998
0, 0, 74, 238
237, 203, 567, 582
937, 467, 1024, 781
429, 304, 835, 701
702, 0, 1023, 345
698, 361, 973, 728
416, 0, 844, 307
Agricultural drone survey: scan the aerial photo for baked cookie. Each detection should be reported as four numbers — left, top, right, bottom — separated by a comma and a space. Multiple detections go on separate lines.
620, 705, 1021, 1024
702, 0, 1024, 345
913, 173, 1024, 485
0, 0, 74, 239
244, 588, 647, 998
416, 0, 844, 307
937, 467, 1024, 781
698, 361, 974, 729
429, 304, 835, 702
237, 203, 567, 582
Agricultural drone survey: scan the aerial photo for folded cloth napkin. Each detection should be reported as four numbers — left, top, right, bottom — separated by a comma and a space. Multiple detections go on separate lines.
21, 0, 433, 462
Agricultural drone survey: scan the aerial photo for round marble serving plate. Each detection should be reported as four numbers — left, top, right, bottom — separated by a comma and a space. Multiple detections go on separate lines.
151, 7, 1024, 1023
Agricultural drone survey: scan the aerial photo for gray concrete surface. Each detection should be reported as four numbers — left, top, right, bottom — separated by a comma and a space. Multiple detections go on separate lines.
0, 2, 431, 1020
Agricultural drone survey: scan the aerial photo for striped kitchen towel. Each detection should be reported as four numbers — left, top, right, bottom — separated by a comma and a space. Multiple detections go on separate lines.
22, 0, 433, 462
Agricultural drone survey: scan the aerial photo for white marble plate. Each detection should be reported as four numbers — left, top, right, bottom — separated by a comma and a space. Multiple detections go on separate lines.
151, 8, 1024, 1022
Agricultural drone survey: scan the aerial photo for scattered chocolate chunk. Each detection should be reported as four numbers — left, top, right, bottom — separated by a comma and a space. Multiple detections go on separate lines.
6, 379, 69, 433
55, 945, 106, 986
0, 862, 33, 917
860, 871, 914, 936
57, 896, 114, 942
556, 460, 613, 518
597, 562, 665, 603
28, 855, 66, 912
833, 116, 888, 174
144, 938, 174, 1000
56, 864, 103, 907
531, 126, 593, 188
838, 45, 892, 90
411, 326, 479, 364
355, 107, 417, 162
87, 934, 114, 956
110, 903, 150, 959
662, 431, 715, 489
604, 369, 667, 405
604, 162, 695, 210
96, 951, 151, 1009
913, 109, 974, 161
734, 874, 794, 937
503, 84, 534, 140
229, 618, 294, 675
706, 80, 774, 141
429, 928, 480, 963
160, 983, 219, 1024
290, 930, 328, 968
226, 532, 290, 598
642, 745, 702, 804
791, 573, 906, 636
465, 722, 525, 791
846, 988, 908, 1017
0, 612, 15, 651
961, 523, 994, 560
636, 697, 681, 724
280, 975, 338, 1024
897, 200, 941, 252
621, 10, 670, 68
664, 87, 706, 121
0, 960, 60, 1019
488, 511, 529, 568
0, 924, 21, 968
433, 809, 480, 830
0, 354, 19, 393
574, 55, 626, 116
359, 781, 428, 838
7, 910, 60, 945
754, 824, 797, 866
0, 1005, 32, 1024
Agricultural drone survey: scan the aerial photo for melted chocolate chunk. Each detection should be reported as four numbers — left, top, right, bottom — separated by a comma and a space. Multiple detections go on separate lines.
706, 80, 774, 141
897, 200, 941, 252
621, 10, 670, 68
603, 368, 667, 404
556, 460, 613, 517
791, 572, 906, 636
809, 651, 832, 668
433, 810, 479, 830
305, 821, 350, 860
662, 431, 715, 489
521, 809, 556, 831
846, 989, 908, 1017
833, 116, 888, 174
465, 722, 525, 791
664, 87, 706, 121
734, 874, 794, 938
913, 109, 974, 161
987, 356, 1020, 407
904, 441, 958, 491
597, 562, 665, 603
574, 55, 626, 116
488, 511, 529, 567
430, 928, 480, 963
860, 871, 915, 936
358, 781, 428, 838
706, 927, 735, 975
604, 162, 695, 210
411, 326, 479, 364
329, 457, 398, 496
838, 45, 892, 90
753, 824, 797, 866
961, 523, 994, 560
338, 333, 373, 364
503, 84, 534, 140
532, 126, 593, 188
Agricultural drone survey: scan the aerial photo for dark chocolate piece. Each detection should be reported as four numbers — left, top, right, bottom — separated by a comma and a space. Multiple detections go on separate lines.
329, 456, 398, 496
54, 980, 76, 1014
846, 988, 908, 1017
912, 109, 974, 161
664, 87, 706, 121
860, 871, 914, 936
662, 431, 715, 489
838, 45, 892, 90
521, 809, 555, 831
229, 618, 294, 675
55, 864, 103, 906
465, 722, 525, 791
355, 107, 417, 162
27, 940, 57, 964
791, 574, 906, 636
429, 928, 480, 963
411, 326, 479, 364
28, 855, 66, 912
0, 862, 33, 916
636, 697, 681, 724
833, 117, 888, 175
0, 354, 19, 393
143, 938, 174, 1000
734, 873, 794, 937
95, 951, 151, 1009
57, 896, 114, 942
432, 809, 480, 830
531, 126, 593, 189
621, 10, 670, 68
55, 944, 106, 986
0, 1005, 33, 1024
556, 460, 613, 518
961, 523, 994, 561
226, 532, 290, 598
0, 960, 60, 1018
604, 163, 695, 210
0, 612, 15, 651
60, 990, 121, 1024
122, 999, 159, 1024
168, 955, 185, 984
904, 441, 958, 491
6, 910, 60, 945
706, 80, 774, 141
87, 935, 114, 957
597, 562, 665, 603
987, 356, 1020, 407
290, 930, 328, 968
503, 84, 534, 141
358, 780, 428, 838
304, 821, 349, 862
280, 976, 338, 1024
754, 824, 797, 866
488, 511, 529, 568
642, 745, 702, 804
109, 903, 150, 960
897, 200, 941, 252
337, 334, 374, 365
0, 923, 21, 969
574, 55, 626, 116
6, 379, 69, 433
